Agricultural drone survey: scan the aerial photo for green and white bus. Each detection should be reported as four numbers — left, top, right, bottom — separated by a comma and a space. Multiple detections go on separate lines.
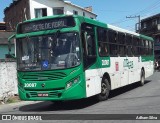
9, 15, 154, 101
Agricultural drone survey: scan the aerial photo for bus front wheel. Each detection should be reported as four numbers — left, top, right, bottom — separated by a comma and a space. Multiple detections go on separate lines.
97, 78, 111, 101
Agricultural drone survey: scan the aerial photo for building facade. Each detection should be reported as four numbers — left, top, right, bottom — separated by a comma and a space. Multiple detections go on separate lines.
0, 22, 6, 30
0, 31, 15, 59
139, 14, 160, 62
4, 0, 97, 31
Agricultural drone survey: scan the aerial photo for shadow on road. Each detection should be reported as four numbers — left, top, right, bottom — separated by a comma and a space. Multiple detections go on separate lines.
19, 96, 99, 112
19, 80, 151, 112
109, 80, 151, 99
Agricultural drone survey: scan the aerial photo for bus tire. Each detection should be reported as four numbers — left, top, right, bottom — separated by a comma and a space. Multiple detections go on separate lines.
97, 78, 111, 101
139, 69, 145, 86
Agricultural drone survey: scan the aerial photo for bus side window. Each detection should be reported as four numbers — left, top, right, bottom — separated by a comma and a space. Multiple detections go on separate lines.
81, 31, 95, 56
126, 34, 133, 57
145, 40, 149, 55
118, 32, 126, 56
149, 41, 153, 55
133, 37, 139, 56
140, 39, 144, 56
97, 27, 109, 56
108, 30, 118, 56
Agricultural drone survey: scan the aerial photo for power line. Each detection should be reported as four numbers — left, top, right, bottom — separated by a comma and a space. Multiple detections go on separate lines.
111, 0, 160, 25
111, 17, 135, 25
95, 9, 131, 13
133, 0, 160, 16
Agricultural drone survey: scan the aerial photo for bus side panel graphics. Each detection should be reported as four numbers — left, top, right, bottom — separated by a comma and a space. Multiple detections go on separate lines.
84, 57, 143, 95
108, 57, 142, 90
98, 57, 111, 68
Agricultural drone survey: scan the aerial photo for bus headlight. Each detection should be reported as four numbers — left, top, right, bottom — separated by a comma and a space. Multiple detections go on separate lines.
66, 82, 73, 89
73, 76, 80, 83
66, 76, 80, 89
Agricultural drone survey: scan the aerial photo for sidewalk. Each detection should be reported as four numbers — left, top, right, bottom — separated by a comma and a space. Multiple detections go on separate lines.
0, 100, 41, 111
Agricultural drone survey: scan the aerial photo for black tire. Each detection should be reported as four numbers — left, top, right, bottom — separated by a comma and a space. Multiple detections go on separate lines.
139, 69, 145, 86
97, 78, 111, 101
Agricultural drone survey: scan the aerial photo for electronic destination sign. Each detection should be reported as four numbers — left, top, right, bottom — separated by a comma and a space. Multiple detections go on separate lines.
17, 16, 75, 34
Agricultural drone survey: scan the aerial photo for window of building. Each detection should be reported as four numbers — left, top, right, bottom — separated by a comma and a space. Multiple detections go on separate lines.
155, 37, 160, 45
152, 19, 157, 25
53, 7, 64, 15
35, 8, 47, 18
143, 22, 147, 29
73, 10, 78, 15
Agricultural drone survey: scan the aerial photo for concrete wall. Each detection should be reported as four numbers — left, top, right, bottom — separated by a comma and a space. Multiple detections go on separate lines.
0, 61, 17, 101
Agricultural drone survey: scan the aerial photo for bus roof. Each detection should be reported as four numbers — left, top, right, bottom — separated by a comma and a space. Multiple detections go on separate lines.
107, 24, 154, 41
19, 15, 154, 41
74, 15, 154, 41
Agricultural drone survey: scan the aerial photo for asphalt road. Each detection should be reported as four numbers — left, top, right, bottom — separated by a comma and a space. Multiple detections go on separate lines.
0, 71, 160, 123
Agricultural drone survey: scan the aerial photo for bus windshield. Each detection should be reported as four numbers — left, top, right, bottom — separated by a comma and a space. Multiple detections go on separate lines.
17, 32, 81, 71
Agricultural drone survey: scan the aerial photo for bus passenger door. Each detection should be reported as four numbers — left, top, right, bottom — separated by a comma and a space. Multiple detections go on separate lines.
81, 23, 101, 97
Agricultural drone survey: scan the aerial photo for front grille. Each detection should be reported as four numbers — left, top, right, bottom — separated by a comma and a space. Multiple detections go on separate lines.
29, 92, 37, 97
21, 72, 67, 81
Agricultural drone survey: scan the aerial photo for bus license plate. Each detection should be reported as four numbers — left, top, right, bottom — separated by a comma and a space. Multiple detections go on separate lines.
38, 93, 48, 97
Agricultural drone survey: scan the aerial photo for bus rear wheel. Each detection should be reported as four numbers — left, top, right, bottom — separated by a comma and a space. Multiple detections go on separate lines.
139, 70, 145, 86
97, 78, 110, 101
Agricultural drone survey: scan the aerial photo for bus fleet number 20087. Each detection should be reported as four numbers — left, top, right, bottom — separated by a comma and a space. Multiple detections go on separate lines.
24, 83, 37, 88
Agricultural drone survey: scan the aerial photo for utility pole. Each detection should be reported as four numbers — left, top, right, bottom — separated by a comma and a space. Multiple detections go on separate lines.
126, 15, 140, 32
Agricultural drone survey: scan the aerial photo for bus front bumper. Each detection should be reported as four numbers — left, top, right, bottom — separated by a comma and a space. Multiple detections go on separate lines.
18, 83, 85, 101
